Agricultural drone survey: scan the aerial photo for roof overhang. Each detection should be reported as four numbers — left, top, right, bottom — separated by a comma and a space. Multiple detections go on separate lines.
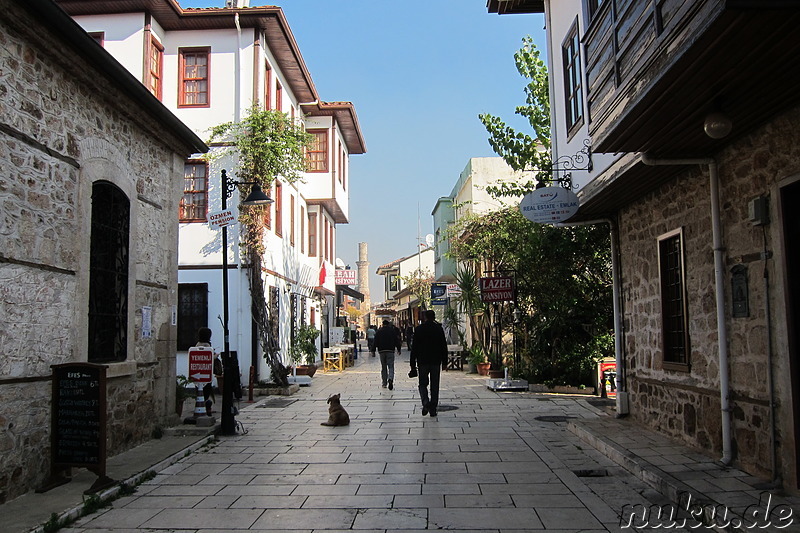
54, 0, 318, 104
336, 285, 364, 302
486, 0, 544, 15
27, 0, 207, 155
301, 101, 366, 155
305, 198, 347, 224
590, 7, 800, 157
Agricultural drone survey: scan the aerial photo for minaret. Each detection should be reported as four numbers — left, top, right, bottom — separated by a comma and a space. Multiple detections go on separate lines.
356, 242, 371, 330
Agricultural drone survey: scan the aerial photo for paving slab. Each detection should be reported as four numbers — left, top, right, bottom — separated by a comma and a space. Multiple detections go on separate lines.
9, 346, 800, 532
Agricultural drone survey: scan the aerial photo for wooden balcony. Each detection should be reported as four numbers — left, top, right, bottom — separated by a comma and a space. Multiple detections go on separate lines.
584, 0, 800, 157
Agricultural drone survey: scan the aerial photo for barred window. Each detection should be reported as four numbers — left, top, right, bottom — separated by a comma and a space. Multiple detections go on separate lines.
88, 181, 129, 363
177, 284, 208, 351
659, 229, 690, 369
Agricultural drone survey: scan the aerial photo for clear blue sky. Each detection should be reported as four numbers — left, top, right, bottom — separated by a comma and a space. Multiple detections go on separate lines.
182, 0, 546, 297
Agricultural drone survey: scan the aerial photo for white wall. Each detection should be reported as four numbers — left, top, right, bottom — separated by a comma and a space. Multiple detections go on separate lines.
545, 0, 618, 193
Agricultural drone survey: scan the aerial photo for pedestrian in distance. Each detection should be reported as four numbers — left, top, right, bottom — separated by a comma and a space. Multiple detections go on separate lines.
196, 327, 217, 416
404, 322, 414, 351
366, 324, 377, 356
375, 320, 402, 389
410, 310, 448, 417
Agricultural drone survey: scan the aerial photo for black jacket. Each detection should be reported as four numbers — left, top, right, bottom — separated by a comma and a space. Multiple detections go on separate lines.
410, 320, 447, 367
375, 325, 401, 351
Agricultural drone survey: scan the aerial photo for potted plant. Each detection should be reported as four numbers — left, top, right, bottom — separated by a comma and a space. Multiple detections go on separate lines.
466, 344, 485, 374
175, 374, 194, 416
290, 324, 320, 377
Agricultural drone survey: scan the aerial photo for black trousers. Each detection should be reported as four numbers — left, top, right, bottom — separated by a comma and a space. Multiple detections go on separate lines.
417, 362, 441, 410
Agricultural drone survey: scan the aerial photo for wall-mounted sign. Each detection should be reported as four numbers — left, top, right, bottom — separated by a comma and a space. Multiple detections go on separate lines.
519, 186, 580, 224
480, 276, 515, 302
335, 269, 357, 286
207, 208, 237, 230
431, 283, 448, 305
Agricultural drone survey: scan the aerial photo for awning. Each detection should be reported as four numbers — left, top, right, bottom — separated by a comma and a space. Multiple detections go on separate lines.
336, 285, 364, 302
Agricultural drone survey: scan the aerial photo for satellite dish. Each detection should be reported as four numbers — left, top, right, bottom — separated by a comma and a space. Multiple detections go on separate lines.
335, 258, 346, 269
425, 234, 435, 246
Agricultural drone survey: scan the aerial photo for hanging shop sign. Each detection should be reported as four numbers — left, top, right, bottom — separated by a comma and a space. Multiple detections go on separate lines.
207, 208, 238, 230
519, 186, 580, 224
479, 276, 515, 303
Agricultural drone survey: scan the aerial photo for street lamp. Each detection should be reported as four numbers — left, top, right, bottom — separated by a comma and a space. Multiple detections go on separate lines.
219, 169, 272, 435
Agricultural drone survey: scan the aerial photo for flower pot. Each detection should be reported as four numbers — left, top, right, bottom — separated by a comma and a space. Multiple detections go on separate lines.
488, 369, 505, 379
294, 364, 317, 377
476, 362, 491, 376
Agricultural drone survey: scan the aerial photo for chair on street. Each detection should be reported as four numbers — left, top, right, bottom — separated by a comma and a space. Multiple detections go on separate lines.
323, 347, 344, 372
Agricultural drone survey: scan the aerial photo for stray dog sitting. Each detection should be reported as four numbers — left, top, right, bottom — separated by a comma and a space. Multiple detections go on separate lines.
321, 393, 350, 426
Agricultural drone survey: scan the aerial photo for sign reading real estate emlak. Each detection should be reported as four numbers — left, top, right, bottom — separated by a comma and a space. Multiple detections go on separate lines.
519, 186, 580, 224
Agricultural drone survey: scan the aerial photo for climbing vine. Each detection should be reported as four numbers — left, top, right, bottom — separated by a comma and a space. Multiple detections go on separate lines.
208, 106, 314, 386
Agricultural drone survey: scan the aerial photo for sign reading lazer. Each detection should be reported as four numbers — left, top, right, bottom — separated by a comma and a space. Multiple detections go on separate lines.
479, 276, 515, 303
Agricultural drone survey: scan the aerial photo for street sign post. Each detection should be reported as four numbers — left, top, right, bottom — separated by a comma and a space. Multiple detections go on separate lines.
187, 347, 213, 383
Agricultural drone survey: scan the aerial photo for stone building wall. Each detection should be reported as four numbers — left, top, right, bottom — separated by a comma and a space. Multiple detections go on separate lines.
0, 0, 193, 502
618, 105, 800, 483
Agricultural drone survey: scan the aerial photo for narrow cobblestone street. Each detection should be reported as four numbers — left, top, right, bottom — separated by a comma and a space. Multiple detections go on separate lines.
59, 347, 668, 532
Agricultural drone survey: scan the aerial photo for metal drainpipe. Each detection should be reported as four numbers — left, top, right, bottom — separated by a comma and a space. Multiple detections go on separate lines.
556, 218, 627, 416
640, 154, 733, 465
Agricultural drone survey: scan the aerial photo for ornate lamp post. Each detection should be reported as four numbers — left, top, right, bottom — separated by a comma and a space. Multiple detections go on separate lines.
219, 169, 271, 435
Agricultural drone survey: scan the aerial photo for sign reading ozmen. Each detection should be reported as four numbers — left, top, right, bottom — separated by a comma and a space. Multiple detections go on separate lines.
480, 276, 515, 303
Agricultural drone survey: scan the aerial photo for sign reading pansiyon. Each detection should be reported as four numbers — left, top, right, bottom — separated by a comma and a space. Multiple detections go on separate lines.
480, 276, 515, 303
519, 186, 580, 224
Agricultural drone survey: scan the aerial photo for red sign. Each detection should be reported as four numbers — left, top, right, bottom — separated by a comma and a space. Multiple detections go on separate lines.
188, 347, 213, 383
479, 276, 515, 302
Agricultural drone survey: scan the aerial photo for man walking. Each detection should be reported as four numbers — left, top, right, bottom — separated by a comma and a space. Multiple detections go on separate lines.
410, 310, 448, 417
375, 320, 401, 389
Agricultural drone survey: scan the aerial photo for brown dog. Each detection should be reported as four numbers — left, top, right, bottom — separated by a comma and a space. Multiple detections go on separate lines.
321, 393, 350, 426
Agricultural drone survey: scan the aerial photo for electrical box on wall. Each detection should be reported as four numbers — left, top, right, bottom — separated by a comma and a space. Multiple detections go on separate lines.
748, 196, 769, 226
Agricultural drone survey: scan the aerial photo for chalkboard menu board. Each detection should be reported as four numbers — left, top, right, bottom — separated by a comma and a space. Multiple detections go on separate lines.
51, 363, 107, 470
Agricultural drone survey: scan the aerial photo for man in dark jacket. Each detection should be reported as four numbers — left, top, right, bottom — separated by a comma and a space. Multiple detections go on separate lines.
410, 310, 448, 416
375, 320, 402, 389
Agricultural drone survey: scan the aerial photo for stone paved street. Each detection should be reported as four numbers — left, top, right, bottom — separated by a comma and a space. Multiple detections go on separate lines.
59, 348, 672, 532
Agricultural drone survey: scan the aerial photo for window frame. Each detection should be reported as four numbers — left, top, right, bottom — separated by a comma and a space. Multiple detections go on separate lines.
88, 32, 104, 46
264, 61, 272, 110
177, 283, 208, 351
306, 130, 329, 173
300, 205, 305, 254
275, 80, 283, 112
274, 181, 283, 236
308, 212, 317, 257
178, 46, 210, 108
658, 228, 691, 371
148, 36, 164, 100
88, 181, 130, 363
290, 194, 296, 247
562, 18, 585, 136
180, 160, 208, 223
